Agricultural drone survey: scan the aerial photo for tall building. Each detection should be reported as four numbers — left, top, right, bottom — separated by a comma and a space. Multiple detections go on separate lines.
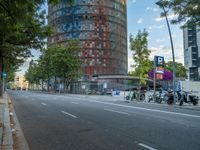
183, 25, 200, 81
48, 0, 127, 79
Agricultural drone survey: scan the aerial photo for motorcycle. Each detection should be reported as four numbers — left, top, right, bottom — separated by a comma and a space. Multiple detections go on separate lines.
165, 90, 174, 105
148, 91, 164, 103
179, 92, 199, 106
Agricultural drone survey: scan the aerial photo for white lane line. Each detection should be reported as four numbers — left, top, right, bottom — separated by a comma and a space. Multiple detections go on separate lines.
41, 102, 47, 106
71, 102, 79, 104
138, 143, 157, 150
104, 108, 129, 115
61, 111, 78, 118
91, 100, 200, 118
31, 98, 35, 101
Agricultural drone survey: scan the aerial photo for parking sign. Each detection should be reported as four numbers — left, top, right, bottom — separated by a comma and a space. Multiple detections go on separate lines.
155, 56, 164, 67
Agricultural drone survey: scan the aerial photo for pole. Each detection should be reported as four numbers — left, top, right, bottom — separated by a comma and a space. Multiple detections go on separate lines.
161, 4, 176, 104
153, 56, 156, 101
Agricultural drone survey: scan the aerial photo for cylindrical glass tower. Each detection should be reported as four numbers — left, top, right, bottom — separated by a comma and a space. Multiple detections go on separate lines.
48, 0, 127, 78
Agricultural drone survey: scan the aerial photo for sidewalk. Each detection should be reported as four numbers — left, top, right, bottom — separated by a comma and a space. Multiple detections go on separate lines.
0, 93, 13, 150
31, 90, 200, 111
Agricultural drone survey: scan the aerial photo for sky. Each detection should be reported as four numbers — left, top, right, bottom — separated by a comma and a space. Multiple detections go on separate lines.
17, 0, 184, 75
127, 0, 184, 71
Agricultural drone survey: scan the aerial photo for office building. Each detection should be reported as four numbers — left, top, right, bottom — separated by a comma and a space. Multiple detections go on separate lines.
183, 25, 200, 81
48, 0, 128, 79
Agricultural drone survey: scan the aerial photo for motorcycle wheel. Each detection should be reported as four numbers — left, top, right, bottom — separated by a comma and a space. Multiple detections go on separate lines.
157, 98, 162, 103
167, 100, 173, 105
126, 96, 130, 100
179, 100, 183, 106
193, 101, 198, 106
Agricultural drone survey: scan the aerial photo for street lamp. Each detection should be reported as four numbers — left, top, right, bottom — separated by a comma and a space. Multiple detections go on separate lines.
156, 0, 176, 104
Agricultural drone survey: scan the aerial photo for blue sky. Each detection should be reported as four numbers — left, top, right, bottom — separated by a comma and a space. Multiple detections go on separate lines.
127, 0, 183, 70
17, 0, 184, 75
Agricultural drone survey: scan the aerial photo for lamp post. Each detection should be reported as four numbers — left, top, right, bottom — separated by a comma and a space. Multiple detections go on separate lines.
156, 1, 176, 104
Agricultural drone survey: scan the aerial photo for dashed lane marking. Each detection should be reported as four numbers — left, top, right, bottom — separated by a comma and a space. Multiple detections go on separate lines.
104, 108, 129, 115
61, 111, 78, 118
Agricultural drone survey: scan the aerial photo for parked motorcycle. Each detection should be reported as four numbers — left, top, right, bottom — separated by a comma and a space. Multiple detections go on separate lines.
148, 91, 164, 103
165, 90, 174, 105
179, 92, 199, 106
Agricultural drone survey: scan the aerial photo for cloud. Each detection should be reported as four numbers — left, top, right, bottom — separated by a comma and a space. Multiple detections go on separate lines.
149, 44, 184, 64
156, 39, 165, 43
132, 0, 136, 4
157, 25, 165, 29
168, 34, 177, 39
146, 7, 150, 11
137, 18, 143, 24
154, 13, 178, 22
153, 8, 159, 12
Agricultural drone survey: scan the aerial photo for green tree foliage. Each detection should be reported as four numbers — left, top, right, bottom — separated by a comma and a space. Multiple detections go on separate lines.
0, 0, 58, 96
129, 30, 150, 85
165, 61, 187, 78
156, 0, 200, 27
25, 40, 82, 92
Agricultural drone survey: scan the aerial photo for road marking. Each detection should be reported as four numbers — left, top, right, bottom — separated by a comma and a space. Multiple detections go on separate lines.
41, 102, 47, 106
91, 100, 200, 118
104, 108, 129, 115
71, 102, 78, 104
61, 111, 78, 118
31, 98, 35, 101
138, 143, 157, 150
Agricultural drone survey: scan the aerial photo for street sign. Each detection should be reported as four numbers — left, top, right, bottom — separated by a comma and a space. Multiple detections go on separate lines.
156, 74, 163, 80
155, 56, 164, 67
2, 72, 7, 78
156, 67, 164, 74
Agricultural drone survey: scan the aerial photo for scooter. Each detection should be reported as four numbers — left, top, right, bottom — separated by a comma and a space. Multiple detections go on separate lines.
179, 92, 199, 106
166, 91, 174, 105
148, 92, 163, 103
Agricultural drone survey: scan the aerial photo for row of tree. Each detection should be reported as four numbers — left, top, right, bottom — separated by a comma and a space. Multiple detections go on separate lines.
0, 0, 54, 96
25, 40, 82, 92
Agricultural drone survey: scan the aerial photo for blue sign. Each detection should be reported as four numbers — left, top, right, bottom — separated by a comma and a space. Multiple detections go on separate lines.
2, 72, 7, 78
114, 90, 120, 96
155, 56, 164, 67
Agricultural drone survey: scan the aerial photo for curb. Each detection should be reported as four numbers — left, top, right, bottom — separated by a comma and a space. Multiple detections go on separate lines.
7, 94, 30, 150
0, 93, 13, 150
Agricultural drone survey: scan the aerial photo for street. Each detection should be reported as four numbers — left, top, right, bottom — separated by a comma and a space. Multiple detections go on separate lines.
8, 90, 200, 150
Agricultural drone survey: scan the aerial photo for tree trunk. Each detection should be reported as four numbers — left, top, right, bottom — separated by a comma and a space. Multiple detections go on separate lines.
63, 75, 66, 93
0, 48, 3, 97
47, 75, 50, 92
42, 80, 44, 91
54, 76, 57, 93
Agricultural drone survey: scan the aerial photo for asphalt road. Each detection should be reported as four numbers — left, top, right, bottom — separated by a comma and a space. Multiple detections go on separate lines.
8, 90, 200, 150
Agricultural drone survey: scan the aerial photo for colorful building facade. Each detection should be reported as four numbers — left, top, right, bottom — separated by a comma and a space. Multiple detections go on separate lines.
48, 0, 127, 79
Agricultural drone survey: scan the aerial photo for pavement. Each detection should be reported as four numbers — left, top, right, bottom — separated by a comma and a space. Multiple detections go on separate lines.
0, 92, 13, 150
6, 90, 200, 150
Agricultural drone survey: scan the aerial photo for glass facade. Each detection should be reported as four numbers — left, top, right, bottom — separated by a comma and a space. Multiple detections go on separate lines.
48, 0, 127, 78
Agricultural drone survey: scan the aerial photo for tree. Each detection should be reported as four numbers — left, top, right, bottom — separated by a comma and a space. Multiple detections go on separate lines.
165, 61, 187, 78
49, 40, 82, 92
129, 30, 150, 100
129, 30, 150, 85
156, 0, 200, 27
0, 0, 57, 96
25, 40, 82, 92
